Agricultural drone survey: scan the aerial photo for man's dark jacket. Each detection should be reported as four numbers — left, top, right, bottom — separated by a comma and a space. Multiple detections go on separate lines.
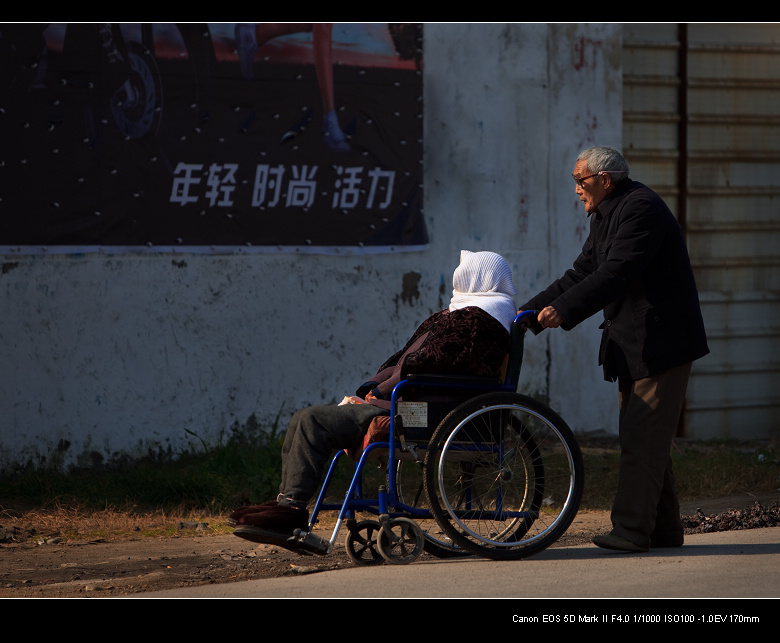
519, 179, 709, 383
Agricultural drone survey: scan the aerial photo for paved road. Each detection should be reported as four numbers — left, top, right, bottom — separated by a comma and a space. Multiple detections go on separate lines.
140, 527, 778, 605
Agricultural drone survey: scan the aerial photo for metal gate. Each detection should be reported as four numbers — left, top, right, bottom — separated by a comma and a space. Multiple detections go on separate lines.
622, 23, 780, 439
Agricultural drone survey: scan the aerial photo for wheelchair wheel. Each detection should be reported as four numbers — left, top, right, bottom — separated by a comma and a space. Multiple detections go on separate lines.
423, 392, 583, 560
344, 519, 384, 566
393, 460, 470, 558
377, 517, 425, 565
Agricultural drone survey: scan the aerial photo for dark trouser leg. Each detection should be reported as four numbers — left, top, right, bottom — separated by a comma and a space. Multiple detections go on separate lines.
610, 362, 691, 549
649, 459, 684, 546
279, 403, 387, 506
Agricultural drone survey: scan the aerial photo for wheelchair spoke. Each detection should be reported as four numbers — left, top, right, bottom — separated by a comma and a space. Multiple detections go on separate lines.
424, 393, 583, 560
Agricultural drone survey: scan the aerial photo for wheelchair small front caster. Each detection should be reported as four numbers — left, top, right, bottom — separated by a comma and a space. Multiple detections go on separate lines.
378, 516, 425, 565
344, 519, 384, 566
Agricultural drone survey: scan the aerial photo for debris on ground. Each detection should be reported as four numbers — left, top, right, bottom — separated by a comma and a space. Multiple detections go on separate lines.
683, 501, 780, 534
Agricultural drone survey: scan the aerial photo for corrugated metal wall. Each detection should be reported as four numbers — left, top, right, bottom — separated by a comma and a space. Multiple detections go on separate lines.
622, 23, 780, 439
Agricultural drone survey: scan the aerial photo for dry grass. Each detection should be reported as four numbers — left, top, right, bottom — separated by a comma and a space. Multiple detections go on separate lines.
1, 437, 777, 542
580, 437, 780, 510
0, 502, 235, 542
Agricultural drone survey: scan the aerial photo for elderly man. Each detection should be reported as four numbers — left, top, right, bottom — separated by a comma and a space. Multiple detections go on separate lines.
231, 250, 519, 548
519, 146, 709, 553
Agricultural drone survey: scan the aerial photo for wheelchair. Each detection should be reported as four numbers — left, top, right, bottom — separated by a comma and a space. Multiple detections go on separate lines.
282, 310, 584, 564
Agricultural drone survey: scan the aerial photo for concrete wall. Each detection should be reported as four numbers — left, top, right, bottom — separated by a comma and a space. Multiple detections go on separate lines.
0, 23, 622, 472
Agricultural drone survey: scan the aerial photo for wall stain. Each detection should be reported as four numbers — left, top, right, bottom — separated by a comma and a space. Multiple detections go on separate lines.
1, 262, 19, 275
400, 271, 421, 305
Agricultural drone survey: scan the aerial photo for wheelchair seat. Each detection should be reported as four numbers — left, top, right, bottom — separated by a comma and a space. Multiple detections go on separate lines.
346, 308, 530, 461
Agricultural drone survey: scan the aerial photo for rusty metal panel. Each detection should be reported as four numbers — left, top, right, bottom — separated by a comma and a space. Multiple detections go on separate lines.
622, 25, 681, 222
688, 294, 780, 439
623, 24, 780, 439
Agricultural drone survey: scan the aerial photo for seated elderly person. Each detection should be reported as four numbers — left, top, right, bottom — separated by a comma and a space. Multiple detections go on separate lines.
230, 250, 519, 546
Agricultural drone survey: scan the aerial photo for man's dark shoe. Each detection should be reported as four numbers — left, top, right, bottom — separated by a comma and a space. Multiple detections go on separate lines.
227, 500, 278, 526
237, 504, 309, 529
233, 505, 309, 543
651, 535, 684, 548
232, 505, 312, 550
593, 533, 649, 553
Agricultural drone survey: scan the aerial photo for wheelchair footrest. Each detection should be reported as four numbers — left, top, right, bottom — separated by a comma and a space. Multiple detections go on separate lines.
233, 525, 331, 556
291, 528, 333, 556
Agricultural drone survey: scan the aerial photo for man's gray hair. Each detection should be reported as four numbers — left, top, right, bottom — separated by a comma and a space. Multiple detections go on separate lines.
578, 146, 630, 178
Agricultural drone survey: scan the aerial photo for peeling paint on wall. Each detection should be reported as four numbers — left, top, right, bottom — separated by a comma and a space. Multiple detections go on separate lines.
396, 272, 422, 306
399, 271, 421, 305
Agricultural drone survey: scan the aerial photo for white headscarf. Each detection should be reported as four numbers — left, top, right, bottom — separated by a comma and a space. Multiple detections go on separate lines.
449, 250, 518, 332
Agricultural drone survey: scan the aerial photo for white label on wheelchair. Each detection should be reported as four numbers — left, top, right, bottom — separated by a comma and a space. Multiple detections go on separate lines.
398, 402, 428, 427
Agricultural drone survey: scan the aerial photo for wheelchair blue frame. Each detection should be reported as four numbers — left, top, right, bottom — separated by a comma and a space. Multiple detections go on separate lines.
306, 310, 541, 552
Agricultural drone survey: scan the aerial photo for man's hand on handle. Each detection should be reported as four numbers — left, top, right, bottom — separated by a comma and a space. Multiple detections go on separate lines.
537, 306, 563, 329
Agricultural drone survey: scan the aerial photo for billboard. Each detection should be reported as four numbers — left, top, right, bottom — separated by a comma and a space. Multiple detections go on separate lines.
0, 23, 425, 253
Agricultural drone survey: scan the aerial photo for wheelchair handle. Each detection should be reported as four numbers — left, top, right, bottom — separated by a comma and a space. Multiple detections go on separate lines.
514, 310, 538, 324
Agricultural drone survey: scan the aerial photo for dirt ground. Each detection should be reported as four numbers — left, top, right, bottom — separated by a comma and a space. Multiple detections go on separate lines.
1, 492, 777, 598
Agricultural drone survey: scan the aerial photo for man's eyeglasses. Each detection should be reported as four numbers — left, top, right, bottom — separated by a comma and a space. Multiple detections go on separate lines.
572, 171, 623, 188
